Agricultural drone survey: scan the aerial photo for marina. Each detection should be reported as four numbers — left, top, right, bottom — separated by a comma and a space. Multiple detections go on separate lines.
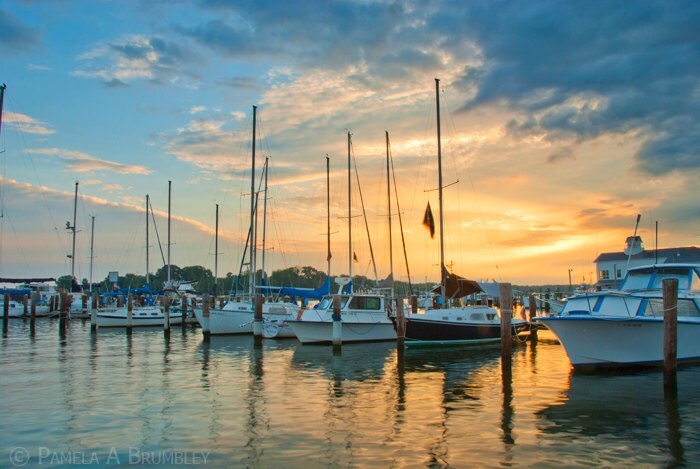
1, 318, 698, 467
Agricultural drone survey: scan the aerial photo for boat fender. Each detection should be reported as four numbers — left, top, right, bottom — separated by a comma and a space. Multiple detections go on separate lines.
296, 309, 303, 320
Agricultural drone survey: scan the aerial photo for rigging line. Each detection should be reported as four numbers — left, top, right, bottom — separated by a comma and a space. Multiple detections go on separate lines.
388, 136, 414, 293
351, 146, 378, 283
441, 82, 503, 282
4, 93, 65, 258
148, 198, 167, 267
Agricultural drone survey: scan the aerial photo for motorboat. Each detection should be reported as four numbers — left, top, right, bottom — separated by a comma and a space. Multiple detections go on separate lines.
537, 263, 700, 369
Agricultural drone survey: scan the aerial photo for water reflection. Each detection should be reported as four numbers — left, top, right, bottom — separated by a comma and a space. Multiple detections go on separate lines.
537, 367, 700, 466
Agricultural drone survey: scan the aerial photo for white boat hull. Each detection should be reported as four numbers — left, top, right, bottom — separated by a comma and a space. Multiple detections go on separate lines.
287, 313, 396, 344
96, 307, 182, 328
538, 316, 700, 368
194, 301, 301, 335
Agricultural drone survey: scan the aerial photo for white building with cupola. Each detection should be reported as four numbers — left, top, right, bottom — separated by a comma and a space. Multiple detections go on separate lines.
594, 236, 700, 289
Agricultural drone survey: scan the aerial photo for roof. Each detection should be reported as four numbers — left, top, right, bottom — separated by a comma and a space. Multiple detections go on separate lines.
594, 246, 700, 263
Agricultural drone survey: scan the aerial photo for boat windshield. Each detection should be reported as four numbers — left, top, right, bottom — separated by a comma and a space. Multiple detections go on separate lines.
621, 267, 693, 291
317, 295, 350, 310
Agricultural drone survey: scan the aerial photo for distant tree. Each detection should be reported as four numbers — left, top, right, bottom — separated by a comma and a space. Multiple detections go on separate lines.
56, 275, 73, 290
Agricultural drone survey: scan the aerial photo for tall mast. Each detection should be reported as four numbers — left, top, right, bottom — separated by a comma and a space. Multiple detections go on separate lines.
167, 180, 172, 284
261, 157, 269, 282
69, 181, 78, 280
89, 215, 95, 293
347, 131, 353, 292
386, 131, 394, 292
326, 155, 331, 281
249, 106, 257, 298
214, 203, 219, 295
0, 84, 6, 138
436, 78, 446, 304
146, 194, 150, 286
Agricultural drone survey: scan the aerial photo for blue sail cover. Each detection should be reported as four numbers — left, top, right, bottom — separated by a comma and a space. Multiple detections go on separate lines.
257, 276, 332, 300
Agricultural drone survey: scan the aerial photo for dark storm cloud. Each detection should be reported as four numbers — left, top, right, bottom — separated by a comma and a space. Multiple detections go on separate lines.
446, 0, 700, 174
0, 8, 41, 53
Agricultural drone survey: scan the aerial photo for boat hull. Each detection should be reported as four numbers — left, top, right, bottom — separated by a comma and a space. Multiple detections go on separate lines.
96, 307, 182, 328
194, 301, 301, 335
538, 316, 700, 369
286, 319, 396, 344
402, 306, 529, 346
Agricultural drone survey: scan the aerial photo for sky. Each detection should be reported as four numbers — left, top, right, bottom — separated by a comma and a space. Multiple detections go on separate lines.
1, 0, 699, 287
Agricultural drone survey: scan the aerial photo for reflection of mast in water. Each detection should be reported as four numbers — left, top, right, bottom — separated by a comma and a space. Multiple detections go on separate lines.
198, 339, 222, 443
244, 344, 266, 466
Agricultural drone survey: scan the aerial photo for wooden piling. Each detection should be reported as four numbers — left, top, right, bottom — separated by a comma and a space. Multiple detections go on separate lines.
663, 278, 678, 383
126, 293, 133, 335
254, 294, 263, 346
29, 292, 37, 321
528, 293, 538, 341
59, 291, 69, 336
499, 283, 513, 357
219, 296, 225, 308
202, 294, 210, 341
90, 292, 98, 332
181, 296, 188, 327
410, 294, 418, 314
396, 297, 405, 346
23, 294, 29, 317
3, 293, 9, 334
332, 295, 342, 349
163, 296, 171, 336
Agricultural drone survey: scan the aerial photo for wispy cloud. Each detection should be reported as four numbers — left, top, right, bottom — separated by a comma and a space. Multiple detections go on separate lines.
27, 148, 153, 175
5, 112, 55, 135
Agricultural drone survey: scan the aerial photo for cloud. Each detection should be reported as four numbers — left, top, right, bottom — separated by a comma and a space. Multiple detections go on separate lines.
27, 148, 153, 175
4, 112, 55, 135
73, 34, 202, 86
444, 0, 700, 174
0, 8, 41, 53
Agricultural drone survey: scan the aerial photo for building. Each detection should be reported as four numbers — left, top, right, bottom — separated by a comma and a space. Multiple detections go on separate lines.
595, 236, 700, 289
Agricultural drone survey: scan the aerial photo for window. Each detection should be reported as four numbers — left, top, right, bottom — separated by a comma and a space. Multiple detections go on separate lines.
599, 270, 610, 280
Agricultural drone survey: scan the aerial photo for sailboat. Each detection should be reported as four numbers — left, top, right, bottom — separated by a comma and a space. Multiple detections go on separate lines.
193, 106, 300, 335
286, 132, 397, 344
95, 193, 180, 328
400, 79, 529, 345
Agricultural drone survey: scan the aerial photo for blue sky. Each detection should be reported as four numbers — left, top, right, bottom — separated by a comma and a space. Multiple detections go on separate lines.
1, 0, 699, 286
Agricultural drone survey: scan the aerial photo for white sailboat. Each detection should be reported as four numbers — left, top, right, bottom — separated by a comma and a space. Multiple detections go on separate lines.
194, 106, 299, 335
287, 132, 397, 344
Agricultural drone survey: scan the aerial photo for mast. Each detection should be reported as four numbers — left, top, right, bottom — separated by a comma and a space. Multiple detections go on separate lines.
214, 203, 219, 294
0, 84, 6, 138
326, 155, 331, 281
249, 106, 257, 298
89, 215, 95, 294
167, 181, 171, 285
347, 131, 352, 292
386, 131, 394, 293
146, 194, 150, 286
68, 181, 79, 281
435, 78, 446, 305
261, 157, 269, 283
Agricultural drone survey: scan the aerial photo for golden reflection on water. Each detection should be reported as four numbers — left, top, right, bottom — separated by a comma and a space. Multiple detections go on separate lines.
1, 322, 698, 467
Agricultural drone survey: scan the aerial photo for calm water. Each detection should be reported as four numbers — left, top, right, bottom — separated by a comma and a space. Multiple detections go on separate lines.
1, 320, 698, 468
